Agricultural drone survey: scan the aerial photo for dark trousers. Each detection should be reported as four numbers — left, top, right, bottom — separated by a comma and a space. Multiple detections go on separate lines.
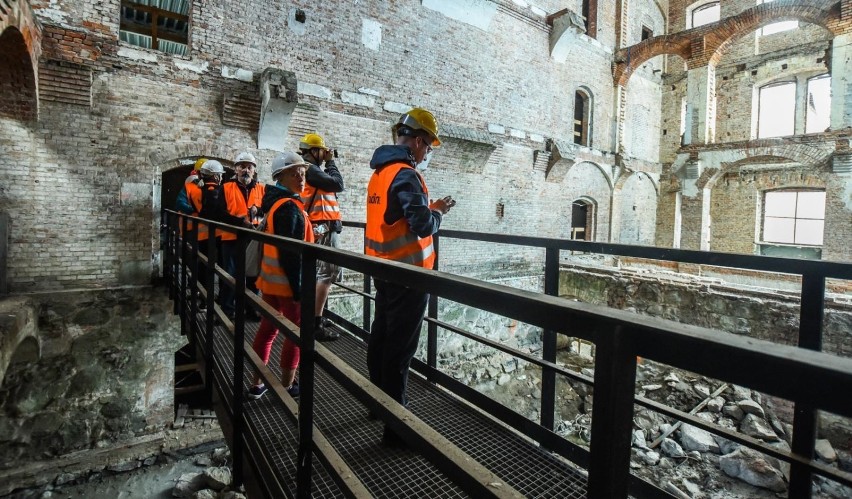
219, 239, 259, 316
367, 279, 429, 406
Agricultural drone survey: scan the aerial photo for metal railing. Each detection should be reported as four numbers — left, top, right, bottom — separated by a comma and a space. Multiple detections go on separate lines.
162, 209, 852, 498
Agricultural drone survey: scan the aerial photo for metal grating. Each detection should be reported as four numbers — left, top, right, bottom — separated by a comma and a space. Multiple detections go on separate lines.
186, 307, 587, 498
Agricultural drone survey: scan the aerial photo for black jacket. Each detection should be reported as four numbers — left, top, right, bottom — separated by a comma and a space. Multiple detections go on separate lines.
261, 183, 307, 301
199, 182, 246, 228
305, 158, 344, 193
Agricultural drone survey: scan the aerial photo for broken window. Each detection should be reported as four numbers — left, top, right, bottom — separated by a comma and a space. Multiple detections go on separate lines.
119, 0, 190, 56
689, 1, 720, 28
757, 0, 798, 36
762, 190, 825, 246
805, 74, 831, 134
757, 81, 795, 138
571, 200, 594, 240
574, 89, 592, 146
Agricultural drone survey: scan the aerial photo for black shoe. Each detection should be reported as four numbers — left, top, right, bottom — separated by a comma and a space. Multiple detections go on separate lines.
287, 381, 300, 398
248, 384, 268, 400
315, 325, 340, 342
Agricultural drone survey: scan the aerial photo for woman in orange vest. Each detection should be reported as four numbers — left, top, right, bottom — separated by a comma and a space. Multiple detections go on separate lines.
248, 152, 313, 400
365, 108, 455, 447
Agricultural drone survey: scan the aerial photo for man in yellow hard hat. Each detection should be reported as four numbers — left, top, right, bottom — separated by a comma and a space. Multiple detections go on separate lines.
298, 133, 344, 341
365, 107, 455, 447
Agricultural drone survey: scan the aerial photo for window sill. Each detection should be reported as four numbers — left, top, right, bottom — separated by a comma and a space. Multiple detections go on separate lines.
757, 242, 822, 259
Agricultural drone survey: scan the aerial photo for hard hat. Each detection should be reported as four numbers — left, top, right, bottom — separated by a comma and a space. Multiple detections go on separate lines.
234, 151, 257, 167
299, 133, 328, 151
271, 152, 308, 179
393, 108, 441, 147
194, 158, 208, 170
200, 159, 225, 175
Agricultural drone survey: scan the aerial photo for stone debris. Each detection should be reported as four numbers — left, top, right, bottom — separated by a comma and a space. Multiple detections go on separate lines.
662, 438, 686, 458
192, 490, 217, 499
706, 396, 725, 413
632, 429, 650, 450
815, 439, 837, 463
736, 399, 765, 418
679, 424, 720, 454
722, 404, 744, 420
642, 384, 663, 391
739, 414, 779, 442
719, 447, 787, 492
663, 481, 692, 499
203, 466, 232, 490
173, 472, 206, 498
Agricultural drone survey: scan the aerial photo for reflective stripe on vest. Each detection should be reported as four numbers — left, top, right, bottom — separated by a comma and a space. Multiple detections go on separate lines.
219, 182, 264, 241
256, 197, 314, 297
365, 162, 435, 269
301, 184, 342, 222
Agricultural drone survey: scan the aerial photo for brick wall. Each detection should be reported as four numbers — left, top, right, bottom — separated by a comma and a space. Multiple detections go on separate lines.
0, 28, 37, 122
0, 0, 670, 291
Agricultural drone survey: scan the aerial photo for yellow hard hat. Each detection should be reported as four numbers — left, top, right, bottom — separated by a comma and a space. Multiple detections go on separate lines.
194, 158, 208, 170
299, 133, 328, 151
393, 108, 441, 147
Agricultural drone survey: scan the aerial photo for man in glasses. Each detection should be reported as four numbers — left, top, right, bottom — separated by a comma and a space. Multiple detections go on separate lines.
365, 107, 456, 447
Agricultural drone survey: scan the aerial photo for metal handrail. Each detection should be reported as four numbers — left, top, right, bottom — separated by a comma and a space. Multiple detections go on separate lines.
163, 210, 852, 498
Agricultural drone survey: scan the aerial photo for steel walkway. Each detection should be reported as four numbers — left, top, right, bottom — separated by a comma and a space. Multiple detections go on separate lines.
192, 311, 588, 498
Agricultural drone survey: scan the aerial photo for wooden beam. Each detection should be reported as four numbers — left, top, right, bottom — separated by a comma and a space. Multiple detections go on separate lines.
121, 0, 188, 22
120, 21, 187, 45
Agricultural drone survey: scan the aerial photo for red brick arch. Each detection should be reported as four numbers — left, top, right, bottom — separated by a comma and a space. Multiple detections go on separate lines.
707, 1, 837, 66
0, 0, 42, 121
614, 0, 840, 87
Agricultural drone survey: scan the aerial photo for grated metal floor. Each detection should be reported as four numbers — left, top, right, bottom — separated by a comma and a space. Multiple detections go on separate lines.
189, 309, 588, 498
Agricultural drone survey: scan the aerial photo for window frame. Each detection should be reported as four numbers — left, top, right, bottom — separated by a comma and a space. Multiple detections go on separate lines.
687, 1, 720, 29
119, 0, 190, 56
573, 88, 593, 147
760, 189, 826, 247
804, 74, 831, 134
756, 0, 799, 37
756, 80, 797, 139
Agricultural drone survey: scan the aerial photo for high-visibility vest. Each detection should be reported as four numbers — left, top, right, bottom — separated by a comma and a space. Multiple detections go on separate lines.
256, 197, 314, 297
301, 184, 341, 222
181, 182, 201, 234
188, 182, 214, 242
365, 162, 435, 269
219, 182, 264, 241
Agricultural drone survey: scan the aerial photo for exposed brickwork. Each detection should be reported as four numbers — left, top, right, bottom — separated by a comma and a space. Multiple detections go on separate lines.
0, 0, 42, 122
614, 0, 840, 87
0, 0, 675, 292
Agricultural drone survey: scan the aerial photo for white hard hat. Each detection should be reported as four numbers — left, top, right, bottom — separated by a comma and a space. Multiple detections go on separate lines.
234, 152, 257, 166
200, 159, 225, 175
271, 152, 308, 180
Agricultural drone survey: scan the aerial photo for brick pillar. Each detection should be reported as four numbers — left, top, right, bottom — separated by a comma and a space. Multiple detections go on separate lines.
684, 65, 717, 145
830, 33, 852, 130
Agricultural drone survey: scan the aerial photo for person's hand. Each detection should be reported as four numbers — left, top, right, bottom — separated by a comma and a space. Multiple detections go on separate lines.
323, 149, 335, 163
429, 196, 456, 215
241, 218, 254, 229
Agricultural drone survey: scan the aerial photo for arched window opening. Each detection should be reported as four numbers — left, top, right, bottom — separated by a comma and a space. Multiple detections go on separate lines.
574, 89, 591, 147
581, 0, 597, 39
571, 200, 594, 241
688, 1, 720, 29
757, 81, 795, 138
757, 0, 798, 36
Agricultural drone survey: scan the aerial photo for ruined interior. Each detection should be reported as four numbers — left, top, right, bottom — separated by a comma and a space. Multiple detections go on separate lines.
0, 0, 850, 497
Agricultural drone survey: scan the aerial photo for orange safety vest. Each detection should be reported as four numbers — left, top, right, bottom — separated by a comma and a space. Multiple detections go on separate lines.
219, 181, 264, 241
181, 181, 202, 234
188, 182, 214, 241
301, 184, 342, 222
256, 197, 314, 297
365, 162, 435, 269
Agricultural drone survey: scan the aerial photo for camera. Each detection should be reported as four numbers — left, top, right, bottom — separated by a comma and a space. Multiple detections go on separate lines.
331, 149, 338, 158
